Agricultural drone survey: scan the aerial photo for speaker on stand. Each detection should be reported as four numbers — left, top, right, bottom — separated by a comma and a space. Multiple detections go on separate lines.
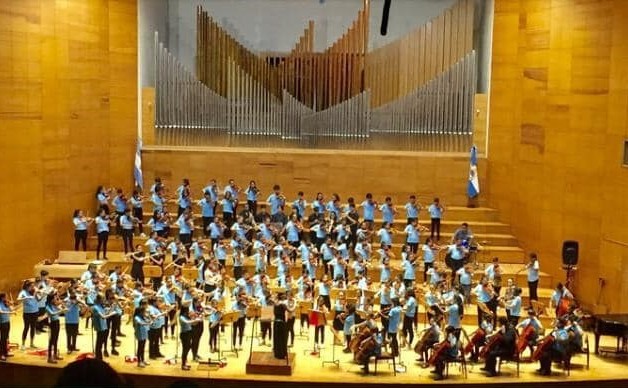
562, 241, 579, 290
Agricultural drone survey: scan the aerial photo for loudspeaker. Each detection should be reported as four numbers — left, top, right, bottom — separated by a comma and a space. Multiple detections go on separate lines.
562, 240, 579, 266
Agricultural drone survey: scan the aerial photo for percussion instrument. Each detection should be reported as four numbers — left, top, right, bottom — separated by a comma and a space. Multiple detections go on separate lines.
531, 334, 555, 361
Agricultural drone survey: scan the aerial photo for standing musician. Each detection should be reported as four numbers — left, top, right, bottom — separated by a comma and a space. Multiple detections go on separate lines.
130, 190, 145, 237
128, 244, 147, 285
549, 282, 574, 317
179, 305, 203, 371
231, 291, 248, 351
45, 292, 66, 364
206, 299, 221, 354
104, 289, 122, 356
273, 292, 290, 359
313, 295, 329, 351
428, 197, 445, 241
96, 186, 111, 214
36, 270, 54, 333
0, 293, 16, 362
92, 294, 116, 360
72, 209, 93, 251
404, 195, 422, 225
523, 252, 540, 304
112, 188, 128, 235
198, 192, 215, 239
190, 297, 205, 362
482, 317, 517, 377
402, 289, 418, 350
18, 280, 40, 350
385, 298, 403, 357
157, 278, 178, 340
95, 208, 114, 260
340, 304, 357, 353
64, 292, 84, 354
504, 287, 523, 326
285, 291, 297, 348
404, 219, 428, 254
473, 277, 498, 328
120, 208, 139, 254
445, 239, 468, 281
134, 304, 151, 368
176, 209, 195, 251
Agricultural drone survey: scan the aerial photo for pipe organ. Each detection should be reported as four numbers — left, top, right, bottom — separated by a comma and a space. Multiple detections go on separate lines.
154, 0, 478, 150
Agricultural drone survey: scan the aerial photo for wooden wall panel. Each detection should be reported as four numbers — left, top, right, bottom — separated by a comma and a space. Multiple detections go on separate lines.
488, 0, 628, 313
142, 146, 487, 208
0, 0, 137, 291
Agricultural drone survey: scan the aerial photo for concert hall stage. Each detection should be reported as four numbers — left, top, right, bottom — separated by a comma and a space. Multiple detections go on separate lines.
2, 318, 627, 388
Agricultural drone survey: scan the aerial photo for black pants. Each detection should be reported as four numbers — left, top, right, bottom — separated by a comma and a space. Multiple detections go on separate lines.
181, 330, 193, 366
402, 315, 415, 345
137, 339, 146, 364
133, 207, 144, 234
223, 212, 234, 227
314, 325, 325, 344
36, 307, 48, 331
485, 349, 511, 373
273, 320, 288, 359
48, 320, 60, 358
232, 317, 245, 347
233, 266, 243, 281
300, 314, 309, 328
248, 200, 257, 216
97, 231, 109, 259
122, 229, 134, 254
477, 299, 498, 327
66, 323, 78, 351
540, 348, 564, 374
403, 278, 414, 289
430, 218, 441, 240
321, 295, 331, 311
74, 230, 87, 251
202, 216, 214, 238
95, 329, 108, 359
209, 323, 220, 350
424, 262, 433, 282
179, 233, 192, 254
408, 242, 418, 254
0, 322, 9, 357
509, 315, 520, 327
108, 315, 120, 350
388, 331, 399, 357
528, 280, 539, 304
191, 322, 203, 357
22, 312, 37, 343
164, 309, 176, 337
286, 317, 295, 345
148, 328, 161, 357
261, 321, 272, 341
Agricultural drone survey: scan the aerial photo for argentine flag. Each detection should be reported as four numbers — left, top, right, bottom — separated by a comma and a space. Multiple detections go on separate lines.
467, 145, 479, 198
134, 139, 144, 191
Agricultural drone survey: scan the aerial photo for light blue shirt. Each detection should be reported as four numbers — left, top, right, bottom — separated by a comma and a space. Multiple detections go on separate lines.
199, 198, 214, 217
326, 201, 340, 218
404, 297, 417, 318
64, 299, 80, 324
292, 199, 307, 216
447, 303, 461, 328
151, 193, 164, 212
448, 245, 464, 261
95, 216, 109, 233
508, 295, 522, 317
361, 201, 376, 221
73, 217, 88, 231
121, 214, 134, 230
177, 215, 191, 234
246, 188, 258, 202
404, 224, 419, 243
527, 261, 540, 282
402, 259, 415, 280
422, 244, 435, 263
404, 202, 419, 218
45, 304, 61, 322
19, 290, 39, 313
380, 264, 391, 283
285, 221, 300, 242
378, 228, 393, 245
179, 315, 193, 333
134, 315, 149, 340
222, 198, 235, 214
457, 268, 472, 285
209, 222, 222, 239
379, 204, 394, 224
343, 314, 355, 335
0, 302, 11, 324
267, 194, 285, 215
113, 196, 127, 213
92, 305, 108, 332
428, 204, 442, 219
387, 306, 402, 333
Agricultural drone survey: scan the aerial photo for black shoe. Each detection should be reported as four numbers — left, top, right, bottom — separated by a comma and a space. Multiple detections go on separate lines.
149, 356, 157, 360
157, 353, 165, 358
114, 341, 121, 346
480, 367, 489, 371
111, 349, 119, 356
103, 350, 109, 357
77, 332, 83, 336
118, 333, 126, 338
486, 371, 498, 377
433, 375, 444, 381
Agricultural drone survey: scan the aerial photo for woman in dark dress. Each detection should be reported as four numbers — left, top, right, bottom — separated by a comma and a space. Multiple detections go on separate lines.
273, 293, 288, 359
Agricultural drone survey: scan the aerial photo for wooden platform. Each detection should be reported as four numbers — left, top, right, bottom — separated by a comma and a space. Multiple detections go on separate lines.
246, 352, 295, 376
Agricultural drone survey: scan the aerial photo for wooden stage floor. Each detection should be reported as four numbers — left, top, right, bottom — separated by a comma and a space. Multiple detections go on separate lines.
2, 315, 628, 388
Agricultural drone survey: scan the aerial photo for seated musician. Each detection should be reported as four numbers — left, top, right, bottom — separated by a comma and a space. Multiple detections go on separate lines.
452, 222, 474, 246
482, 317, 517, 377
415, 316, 441, 364
517, 308, 544, 348
565, 315, 584, 354
469, 314, 494, 363
359, 327, 383, 375
425, 284, 443, 322
431, 325, 459, 381
538, 318, 570, 376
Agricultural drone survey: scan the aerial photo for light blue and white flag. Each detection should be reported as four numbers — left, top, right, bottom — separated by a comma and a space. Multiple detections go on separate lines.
467, 145, 479, 198
134, 139, 144, 191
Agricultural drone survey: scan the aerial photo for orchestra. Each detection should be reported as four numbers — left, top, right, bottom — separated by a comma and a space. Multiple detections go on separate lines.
0, 178, 593, 382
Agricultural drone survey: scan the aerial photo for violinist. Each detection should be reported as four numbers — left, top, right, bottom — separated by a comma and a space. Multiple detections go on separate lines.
190, 297, 205, 362
45, 292, 66, 363
64, 292, 82, 354
96, 185, 111, 214
18, 280, 39, 350
504, 287, 523, 326
482, 317, 517, 377
36, 270, 53, 332
147, 297, 166, 360
244, 180, 260, 215
112, 279, 128, 338
112, 188, 128, 235
198, 191, 215, 238
134, 304, 151, 368
95, 207, 113, 260
378, 196, 398, 226
221, 190, 236, 227
176, 178, 192, 218
207, 299, 221, 353
157, 278, 178, 340
120, 208, 137, 254
456, 264, 474, 305
473, 277, 498, 327
386, 298, 403, 357
0, 293, 16, 362
130, 190, 145, 237
291, 191, 307, 221
402, 289, 418, 349
525, 252, 540, 304
231, 292, 248, 350
72, 209, 93, 251
176, 209, 194, 250
285, 291, 297, 348
104, 289, 121, 356
401, 244, 418, 288
179, 305, 203, 371
549, 282, 574, 317
404, 219, 426, 254
92, 293, 116, 360
431, 325, 458, 381
445, 288, 465, 340
338, 303, 356, 353
313, 295, 329, 350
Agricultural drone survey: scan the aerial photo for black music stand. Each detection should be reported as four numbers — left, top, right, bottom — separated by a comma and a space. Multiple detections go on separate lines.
220, 311, 239, 358
322, 322, 340, 368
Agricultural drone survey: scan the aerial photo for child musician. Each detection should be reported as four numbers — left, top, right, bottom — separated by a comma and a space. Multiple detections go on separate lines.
134, 305, 151, 368
45, 293, 65, 364
432, 325, 458, 381
0, 293, 16, 362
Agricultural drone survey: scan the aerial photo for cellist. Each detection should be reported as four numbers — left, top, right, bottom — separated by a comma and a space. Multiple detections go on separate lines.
481, 317, 517, 377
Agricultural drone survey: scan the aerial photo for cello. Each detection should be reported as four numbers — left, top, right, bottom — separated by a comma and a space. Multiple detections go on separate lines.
531, 334, 555, 362
479, 332, 503, 358
463, 328, 486, 355
516, 324, 536, 354
428, 341, 452, 366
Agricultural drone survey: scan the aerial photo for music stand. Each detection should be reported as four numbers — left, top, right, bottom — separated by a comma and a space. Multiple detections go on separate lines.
322, 318, 340, 368
220, 311, 240, 358
245, 305, 261, 344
